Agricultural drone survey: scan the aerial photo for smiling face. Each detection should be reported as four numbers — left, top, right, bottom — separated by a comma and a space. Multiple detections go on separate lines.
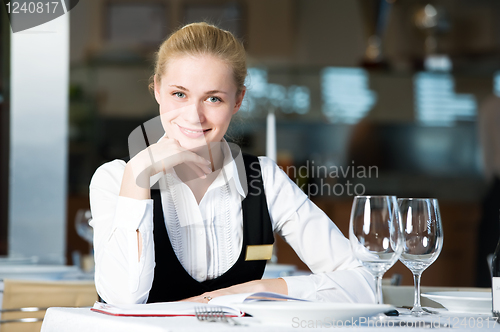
154, 54, 245, 150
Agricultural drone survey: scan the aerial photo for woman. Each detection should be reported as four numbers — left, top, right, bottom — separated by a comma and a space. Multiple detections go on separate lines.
89, 22, 375, 305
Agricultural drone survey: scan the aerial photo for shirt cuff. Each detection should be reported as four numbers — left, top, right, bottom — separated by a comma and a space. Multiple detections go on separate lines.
112, 196, 153, 232
281, 274, 318, 301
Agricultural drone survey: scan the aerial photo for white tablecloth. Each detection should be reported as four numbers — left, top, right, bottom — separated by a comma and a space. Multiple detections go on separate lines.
41, 307, 500, 332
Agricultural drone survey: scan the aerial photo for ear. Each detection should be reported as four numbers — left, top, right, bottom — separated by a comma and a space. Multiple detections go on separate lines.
154, 75, 161, 104
233, 88, 246, 114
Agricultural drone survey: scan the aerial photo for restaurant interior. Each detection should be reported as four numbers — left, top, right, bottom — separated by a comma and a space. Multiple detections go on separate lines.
1, 0, 500, 329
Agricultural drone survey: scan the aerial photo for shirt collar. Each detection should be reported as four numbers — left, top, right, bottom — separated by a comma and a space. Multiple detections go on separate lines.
215, 139, 247, 198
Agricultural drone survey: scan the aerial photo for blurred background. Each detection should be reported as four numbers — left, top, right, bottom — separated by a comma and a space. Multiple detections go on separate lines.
1, 0, 500, 287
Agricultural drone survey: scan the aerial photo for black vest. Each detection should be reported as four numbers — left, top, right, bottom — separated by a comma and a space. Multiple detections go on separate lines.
146, 153, 274, 303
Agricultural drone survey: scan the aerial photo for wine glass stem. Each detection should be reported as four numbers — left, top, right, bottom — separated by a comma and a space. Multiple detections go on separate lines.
376, 274, 383, 304
412, 272, 423, 314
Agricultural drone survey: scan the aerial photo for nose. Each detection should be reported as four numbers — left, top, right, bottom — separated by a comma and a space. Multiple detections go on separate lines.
181, 102, 205, 126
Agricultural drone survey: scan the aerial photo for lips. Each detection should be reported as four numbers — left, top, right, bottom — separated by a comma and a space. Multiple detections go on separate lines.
177, 124, 211, 138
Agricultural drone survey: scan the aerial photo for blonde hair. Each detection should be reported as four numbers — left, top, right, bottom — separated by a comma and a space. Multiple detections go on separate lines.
150, 22, 247, 95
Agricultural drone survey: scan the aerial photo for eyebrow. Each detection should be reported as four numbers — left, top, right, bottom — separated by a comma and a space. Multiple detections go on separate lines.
168, 85, 228, 95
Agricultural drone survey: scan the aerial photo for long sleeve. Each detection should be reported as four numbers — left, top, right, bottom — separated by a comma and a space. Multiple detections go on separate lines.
258, 156, 376, 303
89, 160, 155, 305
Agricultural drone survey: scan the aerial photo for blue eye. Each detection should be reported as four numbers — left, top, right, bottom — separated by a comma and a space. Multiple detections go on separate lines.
174, 92, 186, 98
207, 96, 221, 103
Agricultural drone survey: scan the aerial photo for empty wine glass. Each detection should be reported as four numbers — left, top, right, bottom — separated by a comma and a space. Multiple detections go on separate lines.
349, 196, 403, 304
398, 198, 443, 316
75, 209, 93, 248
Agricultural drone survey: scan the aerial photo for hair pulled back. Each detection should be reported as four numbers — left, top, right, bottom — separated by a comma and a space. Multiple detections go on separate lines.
150, 22, 247, 95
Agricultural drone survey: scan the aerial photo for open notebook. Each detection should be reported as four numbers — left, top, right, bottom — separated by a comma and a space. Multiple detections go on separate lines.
91, 292, 306, 317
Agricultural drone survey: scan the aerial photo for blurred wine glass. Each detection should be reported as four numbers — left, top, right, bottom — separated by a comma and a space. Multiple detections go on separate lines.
74, 209, 95, 273
349, 195, 403, 304
398, 198, 443, 316
75, 209, 93, 246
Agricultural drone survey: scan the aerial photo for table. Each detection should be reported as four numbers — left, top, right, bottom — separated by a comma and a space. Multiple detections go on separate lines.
41, 307, 500, 331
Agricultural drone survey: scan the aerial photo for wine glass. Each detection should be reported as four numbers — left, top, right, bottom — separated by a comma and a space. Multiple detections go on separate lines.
75, 209, 95, 273
75, 209, 93, 250
398, 198, 443, 316
349, 195, 403, 304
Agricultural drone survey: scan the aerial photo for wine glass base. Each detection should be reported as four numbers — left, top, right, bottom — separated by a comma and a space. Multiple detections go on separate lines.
410, 307, 431, 317
397, 307, 435, 317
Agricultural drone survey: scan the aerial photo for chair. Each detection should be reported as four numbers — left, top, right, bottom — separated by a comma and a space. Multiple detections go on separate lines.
0, 279, 97, 332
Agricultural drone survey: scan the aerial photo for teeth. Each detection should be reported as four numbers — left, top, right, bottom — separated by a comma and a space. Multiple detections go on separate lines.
184, 128, 202, 134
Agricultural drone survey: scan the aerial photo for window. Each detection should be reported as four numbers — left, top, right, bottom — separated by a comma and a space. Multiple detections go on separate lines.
414, 72, 476, 126
321, 67, 377, 124
244, 68, 310, 115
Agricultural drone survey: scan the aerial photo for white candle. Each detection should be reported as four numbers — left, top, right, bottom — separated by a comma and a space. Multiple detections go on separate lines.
266, 109, 277, 162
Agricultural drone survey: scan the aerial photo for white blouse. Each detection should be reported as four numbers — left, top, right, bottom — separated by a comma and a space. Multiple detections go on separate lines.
89, 142, 376, 305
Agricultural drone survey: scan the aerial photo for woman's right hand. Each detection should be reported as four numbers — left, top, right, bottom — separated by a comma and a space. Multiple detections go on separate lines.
135, 136, 212, 186
119, 137, 212, 200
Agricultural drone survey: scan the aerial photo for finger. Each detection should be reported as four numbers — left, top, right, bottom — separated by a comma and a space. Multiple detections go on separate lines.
164, 158, 207, 181
180, 296, 205, 303
170, 139, 213, 169
191, 161, 213, 175
180, 151, 212, 170
179, 296, 196, 302
151, 141, 211, 177
184, 161, 209, 180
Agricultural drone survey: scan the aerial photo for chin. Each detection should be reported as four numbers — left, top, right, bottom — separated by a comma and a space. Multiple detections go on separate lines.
178, 137, 210, 150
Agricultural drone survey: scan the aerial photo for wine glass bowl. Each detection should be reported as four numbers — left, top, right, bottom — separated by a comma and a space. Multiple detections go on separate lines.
349, 195, 403, 304
75, 209, 94, 246
398, 198, 443, 316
